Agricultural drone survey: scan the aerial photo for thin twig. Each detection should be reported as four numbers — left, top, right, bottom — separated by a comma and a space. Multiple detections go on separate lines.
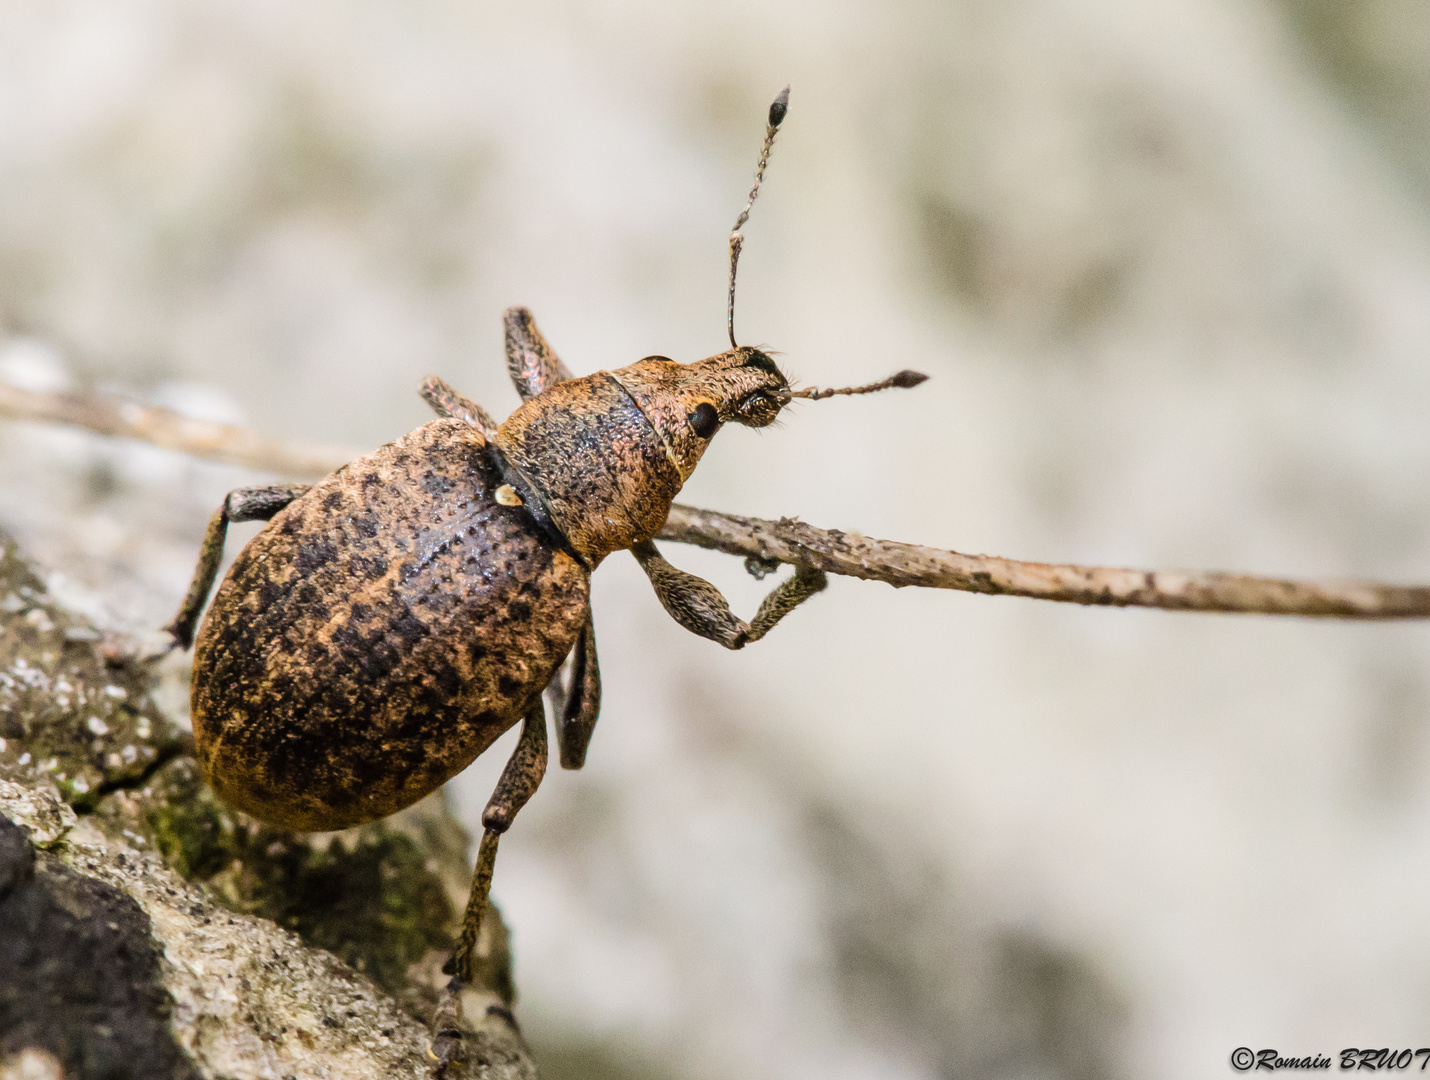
657, 505, 1430, 619
5, 381, 1429, 619
0, 381, 355, 478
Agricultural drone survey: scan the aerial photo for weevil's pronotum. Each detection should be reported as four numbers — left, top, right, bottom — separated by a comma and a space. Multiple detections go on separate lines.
165, 86, 927, 1067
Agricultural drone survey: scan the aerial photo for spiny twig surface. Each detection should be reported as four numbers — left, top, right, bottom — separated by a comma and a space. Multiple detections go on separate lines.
659, 505, 1430, 619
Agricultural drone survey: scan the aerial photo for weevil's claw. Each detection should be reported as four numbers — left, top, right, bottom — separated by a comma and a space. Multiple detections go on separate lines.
159, 617, 195, 656
744, 555, 782, 580
429, 1035, 465, 1078
94, 628, 174, 667
429, 977, 467, 1076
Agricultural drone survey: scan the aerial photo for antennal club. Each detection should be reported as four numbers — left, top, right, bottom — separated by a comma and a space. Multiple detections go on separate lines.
787, 369, 930, 401
728, 85, 790, 349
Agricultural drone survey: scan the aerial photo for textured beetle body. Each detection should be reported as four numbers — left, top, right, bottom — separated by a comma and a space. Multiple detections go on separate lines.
162, 88, 926, 1070
492, 371, 682, 564
192, 417, 590, 831
185, 343, 796, 835
166, 92, 930, 1072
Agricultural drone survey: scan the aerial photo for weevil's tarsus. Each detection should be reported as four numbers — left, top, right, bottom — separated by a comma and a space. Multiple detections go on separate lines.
786, 369, 930, 402
428, 980, 467, 1074
631, 538, 826, 650
728, 85, 791, 349
745, 554, 783, 580
165, 483, 311, 650
420, 376, 499, 439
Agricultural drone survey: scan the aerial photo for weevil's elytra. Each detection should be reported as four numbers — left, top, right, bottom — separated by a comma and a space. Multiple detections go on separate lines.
164, 84, 928, 1070
191, 419, 589, 832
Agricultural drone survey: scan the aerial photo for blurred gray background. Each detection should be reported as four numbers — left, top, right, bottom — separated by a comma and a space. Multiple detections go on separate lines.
3, 2, 1430, 1078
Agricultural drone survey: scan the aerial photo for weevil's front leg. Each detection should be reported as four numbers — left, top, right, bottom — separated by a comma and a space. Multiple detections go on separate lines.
431, 698, 548, 1073
631, 540, 828, 650
504, 307, 573, 400
419, 376, 499, 440
549, 612, 601, 769
164, 484, 311, 649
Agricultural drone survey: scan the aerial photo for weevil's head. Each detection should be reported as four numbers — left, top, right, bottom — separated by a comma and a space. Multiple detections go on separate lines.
494, 343, 923, 565
609, 346, 789, 482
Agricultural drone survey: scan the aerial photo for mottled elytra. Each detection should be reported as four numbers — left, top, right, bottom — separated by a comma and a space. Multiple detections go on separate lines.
164, 85, 926, 1071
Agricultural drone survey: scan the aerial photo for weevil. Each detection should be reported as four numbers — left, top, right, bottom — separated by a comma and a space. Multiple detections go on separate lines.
164, 86, 926, 1069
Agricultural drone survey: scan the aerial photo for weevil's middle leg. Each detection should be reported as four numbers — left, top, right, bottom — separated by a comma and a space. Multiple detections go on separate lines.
431, 698, 548, 1072
419, 376, 500, 440
548, 612, 601, 770
164, 484, 310, 650
631, 539, 828, 650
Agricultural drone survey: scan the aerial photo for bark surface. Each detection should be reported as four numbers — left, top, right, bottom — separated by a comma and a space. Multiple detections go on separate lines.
0, 532, 536, 1080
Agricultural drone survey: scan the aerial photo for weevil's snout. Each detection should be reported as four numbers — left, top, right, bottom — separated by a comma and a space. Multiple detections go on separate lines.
716, 347, 789, 428
608, 346, 789, 482
729, 387, 785, 428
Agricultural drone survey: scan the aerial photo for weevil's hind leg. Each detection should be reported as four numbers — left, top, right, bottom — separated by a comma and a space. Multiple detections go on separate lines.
504, 307, 573, 400
431, 698, 548, 1073
549, 612, 601, 769
459, 701, 547, 970
631, 540, 827, 650
419, 376, 500, 440
163, 484, 311, 650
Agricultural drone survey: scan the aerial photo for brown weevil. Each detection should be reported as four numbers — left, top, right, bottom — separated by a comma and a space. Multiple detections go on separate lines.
164, 86, 927, 1068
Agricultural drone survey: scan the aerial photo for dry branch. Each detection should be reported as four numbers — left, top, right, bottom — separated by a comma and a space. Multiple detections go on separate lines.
659, 505, 1430, 619
5, 381, 1430, 620
0, 380, 354, 477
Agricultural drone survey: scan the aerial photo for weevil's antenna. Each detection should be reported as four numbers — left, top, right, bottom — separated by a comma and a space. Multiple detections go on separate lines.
785, 369, 930, 401
728, 85, 790, 349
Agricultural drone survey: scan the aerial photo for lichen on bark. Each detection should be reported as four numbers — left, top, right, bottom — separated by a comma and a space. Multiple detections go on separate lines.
0, 532, 187, 810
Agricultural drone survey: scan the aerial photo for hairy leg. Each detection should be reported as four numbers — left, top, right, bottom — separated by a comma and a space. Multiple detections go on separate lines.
430, 699, 548, 1073
630, 539, 828, 650
504, 307, 572, 400
165, 484, 311, 649
418, 376, 499, 440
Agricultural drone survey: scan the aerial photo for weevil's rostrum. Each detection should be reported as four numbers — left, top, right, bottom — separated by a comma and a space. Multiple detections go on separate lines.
164, 85, 927, 1071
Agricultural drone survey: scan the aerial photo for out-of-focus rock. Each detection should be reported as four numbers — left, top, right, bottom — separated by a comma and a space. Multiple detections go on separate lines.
0, 532, 187, 808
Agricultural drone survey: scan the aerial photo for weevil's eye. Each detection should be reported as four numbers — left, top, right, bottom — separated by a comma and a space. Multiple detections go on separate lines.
688, 402, 720, 439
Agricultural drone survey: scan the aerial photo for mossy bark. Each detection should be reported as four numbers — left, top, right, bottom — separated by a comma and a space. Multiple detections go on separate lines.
0, 531, 534, 1079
